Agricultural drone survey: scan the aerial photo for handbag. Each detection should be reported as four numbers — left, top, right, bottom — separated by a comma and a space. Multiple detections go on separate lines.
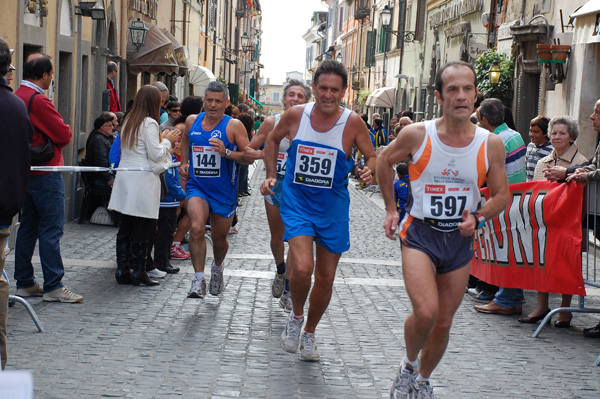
90, 206, 114, 226
27, 92, 55, 165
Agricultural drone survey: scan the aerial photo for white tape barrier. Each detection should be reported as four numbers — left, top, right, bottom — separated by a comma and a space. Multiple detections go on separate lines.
30, 163, 180, 173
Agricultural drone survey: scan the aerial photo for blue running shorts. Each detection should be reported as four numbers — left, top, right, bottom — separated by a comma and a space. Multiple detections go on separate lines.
282, 212, 350, 254
186, 179, 236, 218
264, 175, 284, 207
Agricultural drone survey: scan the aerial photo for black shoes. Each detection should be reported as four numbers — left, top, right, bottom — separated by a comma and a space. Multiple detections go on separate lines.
518, 308, 551, 324
158, 265, 180, 274
583, 322, 600, 338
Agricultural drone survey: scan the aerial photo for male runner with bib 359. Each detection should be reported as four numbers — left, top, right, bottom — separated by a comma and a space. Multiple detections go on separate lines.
261, 60, 376, 362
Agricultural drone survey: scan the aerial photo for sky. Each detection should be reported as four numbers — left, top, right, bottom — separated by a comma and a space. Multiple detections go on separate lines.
258, 0, 328, 85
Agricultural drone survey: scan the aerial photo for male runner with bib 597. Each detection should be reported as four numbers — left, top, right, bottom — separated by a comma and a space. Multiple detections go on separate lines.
378, 61, 509, 398
261, 60, 376, 362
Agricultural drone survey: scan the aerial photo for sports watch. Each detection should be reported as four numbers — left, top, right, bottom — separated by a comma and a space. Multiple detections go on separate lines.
224, 148, 232, 159
471, 211, 486, 229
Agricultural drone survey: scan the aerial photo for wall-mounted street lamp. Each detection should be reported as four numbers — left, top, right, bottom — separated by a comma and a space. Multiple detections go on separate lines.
241, 32, 255, 57
381, 5, 416, 43
129, 18, 149, 52
488, 61, 502, 84
75, 1, 105, 20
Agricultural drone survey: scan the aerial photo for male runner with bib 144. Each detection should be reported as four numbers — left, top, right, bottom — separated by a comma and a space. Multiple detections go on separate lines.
180, 81, 252, 299
244, 79, 312, 312
378, 61, 509, 398
261, 60, 376, 362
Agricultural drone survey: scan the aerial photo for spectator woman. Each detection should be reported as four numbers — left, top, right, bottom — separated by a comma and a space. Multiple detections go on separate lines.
520, 116, 588, 326
108, 85, 180, 286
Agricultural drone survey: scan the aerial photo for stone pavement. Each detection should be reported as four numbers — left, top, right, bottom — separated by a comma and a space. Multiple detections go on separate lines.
4, 162, 600, 398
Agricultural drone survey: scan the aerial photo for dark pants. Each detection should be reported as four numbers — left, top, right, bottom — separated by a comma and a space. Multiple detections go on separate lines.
117, 214, 154, 243
237, 164, 249, 194
154, 207, 177, 270
14, 173, 66, 293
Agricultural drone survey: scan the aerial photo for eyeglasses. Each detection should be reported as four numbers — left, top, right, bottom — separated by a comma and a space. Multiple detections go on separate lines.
170, 108, 181, 113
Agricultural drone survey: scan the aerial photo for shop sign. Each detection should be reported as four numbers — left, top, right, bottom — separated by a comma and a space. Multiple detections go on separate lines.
468, 42, 487, 58
130, 0, 158, 19
444, 22, 470, 38
429, 0, 483, 29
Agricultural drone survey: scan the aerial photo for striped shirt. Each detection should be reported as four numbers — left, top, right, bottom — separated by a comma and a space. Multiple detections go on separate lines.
525, 141, 553, 181
493, 123, 527, 184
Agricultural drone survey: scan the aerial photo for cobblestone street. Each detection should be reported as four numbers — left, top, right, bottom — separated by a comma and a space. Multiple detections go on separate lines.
4, 162, 600, 398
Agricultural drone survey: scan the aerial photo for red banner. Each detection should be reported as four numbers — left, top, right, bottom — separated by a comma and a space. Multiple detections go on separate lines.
471, 181, 586, 296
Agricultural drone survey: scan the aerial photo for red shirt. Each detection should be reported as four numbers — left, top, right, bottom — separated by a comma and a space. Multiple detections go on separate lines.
15, 84, 72, 175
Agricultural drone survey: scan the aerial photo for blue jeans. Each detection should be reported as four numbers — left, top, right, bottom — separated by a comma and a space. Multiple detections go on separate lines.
493, 287, 524, 308
14, 173, 65, 293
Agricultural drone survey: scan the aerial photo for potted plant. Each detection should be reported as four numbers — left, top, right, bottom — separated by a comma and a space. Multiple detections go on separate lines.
536, 44, 552, 62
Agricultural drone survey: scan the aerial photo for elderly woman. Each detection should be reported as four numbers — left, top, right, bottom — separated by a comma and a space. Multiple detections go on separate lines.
519, 116, 588, 327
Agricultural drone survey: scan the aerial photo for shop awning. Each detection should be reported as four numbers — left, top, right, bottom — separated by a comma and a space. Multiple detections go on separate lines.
248, 93, 263, 108
189, 64, 216, 96
571, 1, 600, 18
571, 1, 600, 45
366, 87, 396, 108
127, 22, 179, 76
160, 29, 188, 77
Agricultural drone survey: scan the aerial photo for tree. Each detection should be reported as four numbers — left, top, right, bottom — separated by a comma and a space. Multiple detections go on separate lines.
474, 50, 515, 108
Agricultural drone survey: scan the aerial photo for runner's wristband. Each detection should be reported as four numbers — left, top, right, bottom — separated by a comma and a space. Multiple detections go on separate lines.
471, 212, 486, 229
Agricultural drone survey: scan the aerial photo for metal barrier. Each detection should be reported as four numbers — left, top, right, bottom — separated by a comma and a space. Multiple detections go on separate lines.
531, 181, 600, 365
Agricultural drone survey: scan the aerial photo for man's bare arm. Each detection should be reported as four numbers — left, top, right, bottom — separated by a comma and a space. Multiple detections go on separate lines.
377, 124, 425, 239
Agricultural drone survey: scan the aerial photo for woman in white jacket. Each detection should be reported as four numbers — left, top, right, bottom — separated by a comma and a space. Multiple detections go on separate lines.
109, 85, 180, 286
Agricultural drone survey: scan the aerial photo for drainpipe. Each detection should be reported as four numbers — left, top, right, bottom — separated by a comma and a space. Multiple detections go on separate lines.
528, 15, 550, 114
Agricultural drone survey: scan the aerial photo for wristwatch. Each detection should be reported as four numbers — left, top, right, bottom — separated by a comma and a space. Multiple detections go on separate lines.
224, 148, 232, 159
471, 211, 486, 229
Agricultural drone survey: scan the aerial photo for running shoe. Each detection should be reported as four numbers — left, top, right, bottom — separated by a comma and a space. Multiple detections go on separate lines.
281, 313, 303, 353
147, 268, 167, 279
209, 267, 224, 296
415, 382, 434, 399
170, 243, 190, 260
187, 278, 206, 298
390, 365, 419, 398
279, 291, 292, 313
299, 333, 320, 362
271, 272, 285, 298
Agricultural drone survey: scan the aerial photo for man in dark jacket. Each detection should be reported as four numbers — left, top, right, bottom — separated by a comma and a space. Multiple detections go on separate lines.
0, 38, 32, 370
14, 53, 82, 303
85, 113, 115, 188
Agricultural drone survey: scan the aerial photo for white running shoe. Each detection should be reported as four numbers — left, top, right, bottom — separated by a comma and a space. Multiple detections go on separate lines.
147, 268, 167, 279
279, 291, 292, 313
209, 266, 224, 296
272, 272, 285, 298
415, 382, 434, 399
390, 364, 419, 398
280, 313, 303, 353
187, 278, 206, 299
299, 332, 320, 362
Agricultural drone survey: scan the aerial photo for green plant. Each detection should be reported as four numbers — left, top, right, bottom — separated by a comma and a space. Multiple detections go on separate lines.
474, 50, 515, 108
217, 76, 228, 85
358, 89, 371, 106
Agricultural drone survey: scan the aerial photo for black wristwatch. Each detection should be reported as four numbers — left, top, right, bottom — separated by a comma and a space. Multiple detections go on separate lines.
471, 211, 486, 229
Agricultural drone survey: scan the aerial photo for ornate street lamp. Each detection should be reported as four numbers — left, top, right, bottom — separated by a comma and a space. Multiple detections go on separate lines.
241, 32, 254, 57
129, 18, 148, 52
488, 61, 502, 84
